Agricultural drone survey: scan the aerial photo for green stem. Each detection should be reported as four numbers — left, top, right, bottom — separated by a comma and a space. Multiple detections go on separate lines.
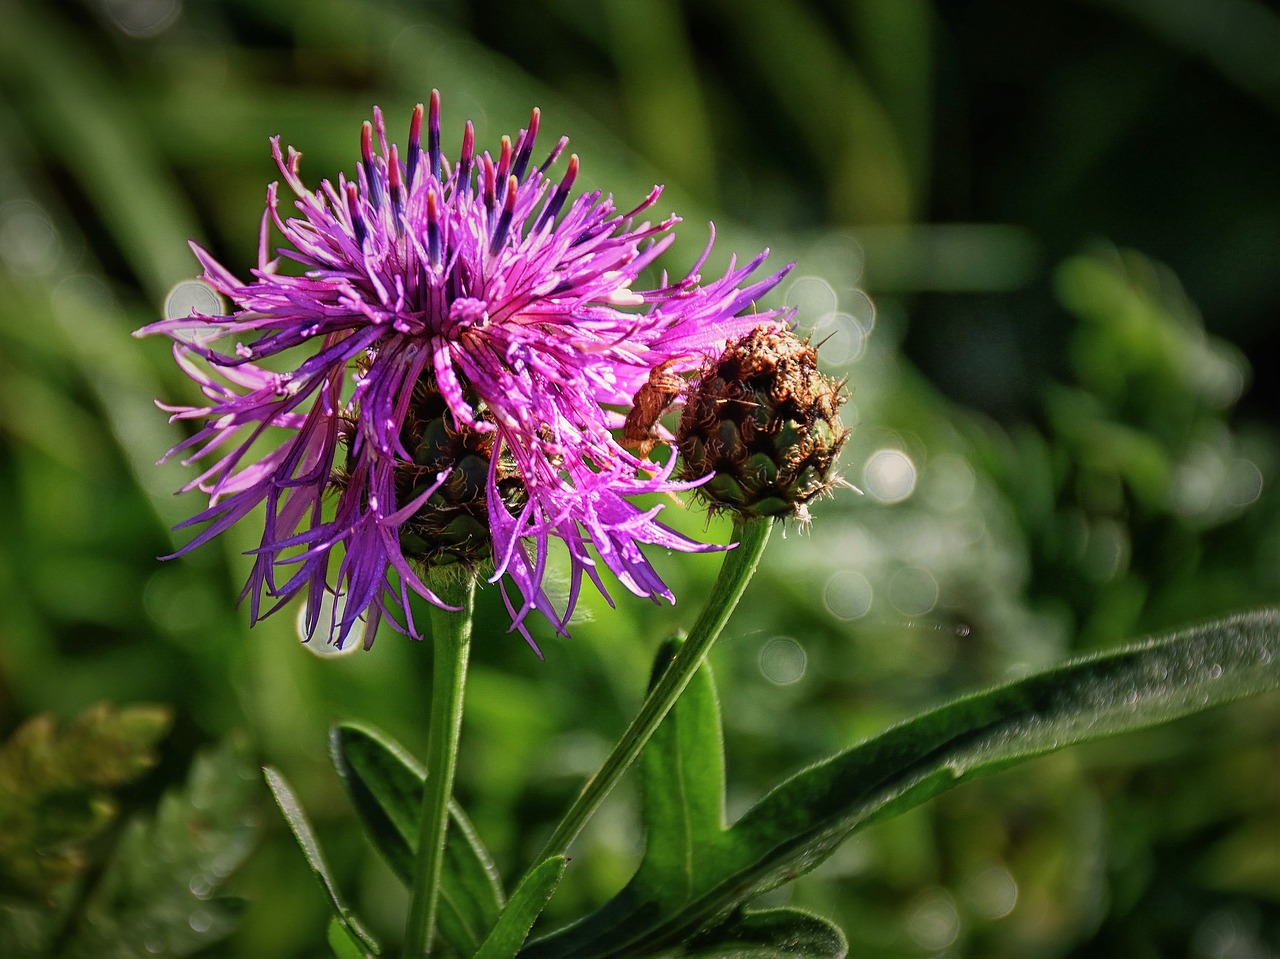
531, 516, 773, 867
404, 572, 476, 959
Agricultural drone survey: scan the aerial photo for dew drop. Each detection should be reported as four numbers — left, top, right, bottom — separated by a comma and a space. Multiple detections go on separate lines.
165, 279, 224, 322
296, 595, 363, 657
188, 909, 214, 934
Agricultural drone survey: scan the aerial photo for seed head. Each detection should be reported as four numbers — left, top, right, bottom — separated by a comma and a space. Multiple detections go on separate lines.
677, 326, 850, 522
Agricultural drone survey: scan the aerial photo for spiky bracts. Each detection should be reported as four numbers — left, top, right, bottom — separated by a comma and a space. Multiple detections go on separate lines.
677, 326, 849, 522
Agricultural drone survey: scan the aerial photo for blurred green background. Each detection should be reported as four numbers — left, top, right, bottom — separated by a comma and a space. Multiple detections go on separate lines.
1, 0, 1278, 956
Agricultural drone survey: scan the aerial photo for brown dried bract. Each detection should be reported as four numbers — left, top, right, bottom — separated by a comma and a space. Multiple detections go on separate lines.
622, 359, 685, 460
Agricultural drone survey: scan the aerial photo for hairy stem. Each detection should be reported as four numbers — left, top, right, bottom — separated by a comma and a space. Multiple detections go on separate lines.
531, 516, 772, 867
404, 573, 476, 958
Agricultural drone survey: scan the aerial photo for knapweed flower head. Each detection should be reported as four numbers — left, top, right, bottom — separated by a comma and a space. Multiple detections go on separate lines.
677, 325, 850, 522
140, 92, 792, 650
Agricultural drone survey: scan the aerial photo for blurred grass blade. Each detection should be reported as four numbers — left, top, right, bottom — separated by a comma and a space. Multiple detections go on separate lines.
263, 767, 380, 955
685, 907, 848, 958
0, 5, 203, 299
330, 722, 504, 957
473, 856, 568, 959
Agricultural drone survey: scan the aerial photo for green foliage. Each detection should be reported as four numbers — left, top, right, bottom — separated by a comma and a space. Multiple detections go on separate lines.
54, 736, 259, 958
265, 767, 380, 956
0, 703, 170, 900
2, 0, 1279, 955
0, 730, 259, 958
473, 857, 567, 959
330, 723, 504, 956
522, 613, 1278, 957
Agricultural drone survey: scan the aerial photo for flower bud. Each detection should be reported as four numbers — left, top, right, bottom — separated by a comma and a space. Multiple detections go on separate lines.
677, 326, 849, 521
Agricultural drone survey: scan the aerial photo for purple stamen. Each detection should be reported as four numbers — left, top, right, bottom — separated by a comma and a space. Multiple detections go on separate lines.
535, 153, 579, 230
482, 153, 497, 214
538, 135, 569, 175
406, 102, 424, 188
426, 190, 441, 265
495, 136, 512, 186
388, 144, 405, 230
361, 121, 383, 210
489, 174, 518, 256
428, 89, 442, 182
345, 182, 366, 247
372, 106, 390, 158
510, 107, 540, 183
458, 120, 475, 188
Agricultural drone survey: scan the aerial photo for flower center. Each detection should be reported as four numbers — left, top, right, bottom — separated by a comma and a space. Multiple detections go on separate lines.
393, 376, 525, 568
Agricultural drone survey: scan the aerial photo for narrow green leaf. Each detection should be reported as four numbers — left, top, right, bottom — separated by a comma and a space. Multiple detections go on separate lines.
729, 608, 1280, 891
520, 643, 734, 958
330, 722, 504, 956
264, 768, 381, 955
328, 915, 376, 959
474, 856, 568, 959
685, 907, 847, 958
632, 636, 727, 905
264, 768, 346, 920
522, 609, 1280, 958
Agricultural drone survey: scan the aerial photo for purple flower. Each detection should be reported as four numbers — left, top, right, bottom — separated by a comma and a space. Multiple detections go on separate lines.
140, 92, 791, 650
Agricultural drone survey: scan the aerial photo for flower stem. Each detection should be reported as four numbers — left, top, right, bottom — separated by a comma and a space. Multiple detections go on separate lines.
531, 516, 773, 867
404, 572, 476, 959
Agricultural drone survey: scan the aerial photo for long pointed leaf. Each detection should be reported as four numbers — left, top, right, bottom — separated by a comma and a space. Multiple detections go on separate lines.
729, 607, 1280, 888
330, 722, 504, 957
263, 767, 380, 955
474, 857, 568, 959
633, 637, 727, 905
263, 768, 346, 920
685, 907, 848, 958
522, 608, 1280, 958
